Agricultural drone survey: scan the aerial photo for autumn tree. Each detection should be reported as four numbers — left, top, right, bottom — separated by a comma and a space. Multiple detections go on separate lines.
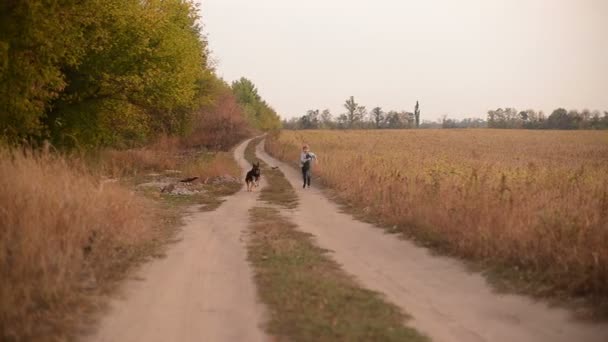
0, 0, 214, 148
231, 77, 281, 131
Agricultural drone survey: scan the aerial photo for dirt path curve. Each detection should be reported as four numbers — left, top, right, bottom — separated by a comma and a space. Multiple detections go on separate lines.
255, 140, 608, 342
86, 138, 267, 342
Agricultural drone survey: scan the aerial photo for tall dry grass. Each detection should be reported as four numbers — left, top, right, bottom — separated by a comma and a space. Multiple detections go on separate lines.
267, 129, 608, 304
0, 147, 156, 341
95, 134, 241, 180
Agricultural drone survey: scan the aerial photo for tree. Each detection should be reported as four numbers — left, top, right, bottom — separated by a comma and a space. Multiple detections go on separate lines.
355, 106, 367, 128
487, 108, 521, 128
299, 109, 320, 129
320, 109, 333, 129
186, 79, 250, 150
371, 107, 384, 128
231, 77, 281, 131
385, 111, 403, 129
0, 0, 213, 148
336, 114, 349, 129
343, 96, 360, 128
414, 101, 421, 128
546, 108, 575, 129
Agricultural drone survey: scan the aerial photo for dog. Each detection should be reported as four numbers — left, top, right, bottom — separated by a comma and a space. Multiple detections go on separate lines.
245, 161, 261, 192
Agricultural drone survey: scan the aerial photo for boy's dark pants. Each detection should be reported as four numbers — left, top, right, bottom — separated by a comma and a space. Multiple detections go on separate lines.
301, 167, 311, 186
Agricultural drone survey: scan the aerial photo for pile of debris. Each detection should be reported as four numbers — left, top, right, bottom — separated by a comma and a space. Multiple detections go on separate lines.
136, 172, 241, 196
160, 182, 200, 195
205, 174, 240, 185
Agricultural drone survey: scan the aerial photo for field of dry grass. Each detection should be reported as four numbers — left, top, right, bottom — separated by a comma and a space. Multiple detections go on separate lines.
0, 147, 158, 341
0, 139, 243, 341
266, 129, 608, 312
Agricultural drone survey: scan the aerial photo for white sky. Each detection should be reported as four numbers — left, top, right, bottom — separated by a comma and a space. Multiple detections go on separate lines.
199, 0, 608, 121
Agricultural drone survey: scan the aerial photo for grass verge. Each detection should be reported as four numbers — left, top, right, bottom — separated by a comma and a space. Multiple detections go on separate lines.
248, 207, 427, 341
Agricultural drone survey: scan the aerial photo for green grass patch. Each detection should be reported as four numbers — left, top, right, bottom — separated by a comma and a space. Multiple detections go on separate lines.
248, 207, 428, 342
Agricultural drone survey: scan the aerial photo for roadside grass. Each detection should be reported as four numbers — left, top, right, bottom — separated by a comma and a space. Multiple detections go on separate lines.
0, 142, 242, 342
248, 207, 428, 342
0, 147, 160, 341
244, 137, 427, 341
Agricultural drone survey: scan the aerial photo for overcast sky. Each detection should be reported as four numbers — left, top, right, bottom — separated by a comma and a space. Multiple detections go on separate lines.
199, 0, 608, 121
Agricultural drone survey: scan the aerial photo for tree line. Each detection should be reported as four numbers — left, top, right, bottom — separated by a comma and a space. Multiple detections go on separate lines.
438, 108, 608, 130
285, 97, 608, 130
0, 1, 280, 149
486, 108, 608, 130
283, 96, 422, 130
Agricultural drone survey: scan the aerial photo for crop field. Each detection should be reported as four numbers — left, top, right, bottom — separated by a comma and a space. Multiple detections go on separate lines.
266, 129, 608, 304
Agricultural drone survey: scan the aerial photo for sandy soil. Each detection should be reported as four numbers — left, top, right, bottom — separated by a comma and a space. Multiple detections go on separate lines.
255, 140, 608, 342
85, 138, 267, 342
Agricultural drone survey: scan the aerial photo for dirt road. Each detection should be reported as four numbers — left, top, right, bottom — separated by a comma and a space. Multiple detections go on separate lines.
87, 138, 607, 342
254, 140, 608, 342
87, 138, 267, 342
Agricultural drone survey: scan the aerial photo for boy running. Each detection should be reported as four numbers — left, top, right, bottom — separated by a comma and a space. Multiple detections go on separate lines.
300, 144, 317, 188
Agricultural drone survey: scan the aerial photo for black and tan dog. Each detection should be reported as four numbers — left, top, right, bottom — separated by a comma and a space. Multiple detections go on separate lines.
245, 161, 261, 192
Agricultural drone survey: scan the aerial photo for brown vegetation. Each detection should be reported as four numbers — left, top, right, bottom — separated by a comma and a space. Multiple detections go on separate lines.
0, 135, 244, 341
0, 147, 157, 341
95, 132, 242, 180
266, 129, 608, 312
184, 90, 252, 151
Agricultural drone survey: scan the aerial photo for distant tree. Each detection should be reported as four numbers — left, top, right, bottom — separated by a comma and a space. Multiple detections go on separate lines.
385, 111, 400, 128
343, 96, 361, 128
355, 106, 367, 127
371, 107, 384, 128
320, 109, 333, 129
487, 108, 521, 128
385, 111, 411, 129
441, 116, 486, 128
546, 108, 575, 129
336, 113, 349, 129
419, 120, 442, 129
519, 111, 528, 121
442, 118, 458, 128
414, 101, 421, 128
520, 109, 541, 129
299, 109, 320, 129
